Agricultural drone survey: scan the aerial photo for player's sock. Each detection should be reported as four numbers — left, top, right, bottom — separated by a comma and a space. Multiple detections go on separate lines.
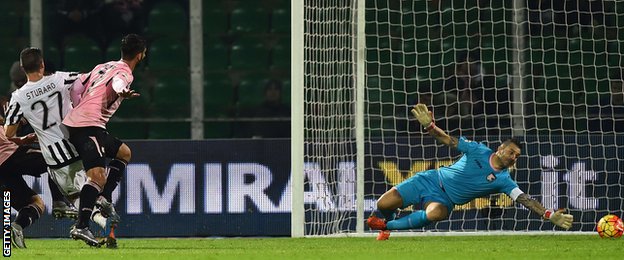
378, 209, 396, 221
386, 210, 430, 230
77, 182, 101, 228
101, 159, 126, 202
15, 204, 41, 229
48, 175, 65, 202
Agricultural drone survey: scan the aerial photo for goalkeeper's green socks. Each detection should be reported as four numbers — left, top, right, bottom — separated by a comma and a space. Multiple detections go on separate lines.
386, 210, 430, 230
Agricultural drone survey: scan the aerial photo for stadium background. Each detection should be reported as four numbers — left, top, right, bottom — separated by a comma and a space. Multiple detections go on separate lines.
1, 0, 293, 140
2, 1, 623, 139
1, 0, 623, 238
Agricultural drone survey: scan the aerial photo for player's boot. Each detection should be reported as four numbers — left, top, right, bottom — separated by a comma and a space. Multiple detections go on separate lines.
95, 196, 120, 224
98, 236, 118, 249
70, 226, 101, 247
376, 230, 391, 240
93, 211, 118, 249
104, 224, 118, 249
366, 215, 387, 230
10, 222, 26, 248
52, 201, 78, 220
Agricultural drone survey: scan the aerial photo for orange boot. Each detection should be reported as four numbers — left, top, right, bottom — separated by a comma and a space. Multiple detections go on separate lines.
366, 215, 387, 230
376, 230, 391, 240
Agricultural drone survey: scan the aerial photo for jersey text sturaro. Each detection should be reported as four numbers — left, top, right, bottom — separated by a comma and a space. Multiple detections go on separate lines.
25, 82, 58, 100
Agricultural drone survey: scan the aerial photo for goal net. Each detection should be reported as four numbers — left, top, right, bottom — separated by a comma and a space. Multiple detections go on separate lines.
293, 0, 624, 236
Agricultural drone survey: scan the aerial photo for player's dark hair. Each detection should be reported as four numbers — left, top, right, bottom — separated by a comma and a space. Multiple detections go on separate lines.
20, 47, 43, 73
121, 34, 146, 60
503, 138, 523, 150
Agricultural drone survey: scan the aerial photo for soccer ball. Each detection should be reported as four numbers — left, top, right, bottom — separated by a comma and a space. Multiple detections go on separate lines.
596, 214, 624, 238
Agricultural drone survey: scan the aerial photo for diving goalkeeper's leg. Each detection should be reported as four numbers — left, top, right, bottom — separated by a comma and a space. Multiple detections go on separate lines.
367, 187, 405, 240
386, 202, 449, 230
368, 195, 449, 233
368, 171, 452, 239
367, 188, 404, 230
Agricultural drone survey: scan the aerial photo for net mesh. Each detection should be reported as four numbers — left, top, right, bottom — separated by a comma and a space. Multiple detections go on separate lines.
303, 0, 359, 235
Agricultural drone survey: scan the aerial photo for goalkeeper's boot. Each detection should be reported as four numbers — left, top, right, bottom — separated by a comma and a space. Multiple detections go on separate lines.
366, 215, 387, 230
95, 196, 120, 224
70, 226, 101, 247
10, 222, 26, 248
52, 201, 78, 220
376, 230, 391, 241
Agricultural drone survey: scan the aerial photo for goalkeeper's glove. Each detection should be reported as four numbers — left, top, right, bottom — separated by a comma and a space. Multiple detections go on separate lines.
544, 209, 573, 230
410, 104, 435, 131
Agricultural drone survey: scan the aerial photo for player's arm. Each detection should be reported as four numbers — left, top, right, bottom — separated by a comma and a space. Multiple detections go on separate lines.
3, 94, 37, 145
7, 132, 37, 146
112, 75, 140, 99
4, 124, 18, 138
515, 193, 573, 230
4, 97, 23, 138
69, 73, 89, 106
410, 104, 459, 149
4, 118, 37, 145
54, 71, 87, 106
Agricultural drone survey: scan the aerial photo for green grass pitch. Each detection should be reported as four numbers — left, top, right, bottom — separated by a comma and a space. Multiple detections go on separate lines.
10, 235, 624, 259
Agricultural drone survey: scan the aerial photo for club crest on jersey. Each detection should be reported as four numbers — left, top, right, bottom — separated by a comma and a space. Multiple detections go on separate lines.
486, 173, 496, 182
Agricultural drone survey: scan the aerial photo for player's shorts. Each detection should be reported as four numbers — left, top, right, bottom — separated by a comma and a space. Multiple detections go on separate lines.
0, 146, 45, 209
65, 126, 123, 171
48, 160, 86, 196
0, 146, 48, 177
395, 169, 455, 211
2, 174, 38, 210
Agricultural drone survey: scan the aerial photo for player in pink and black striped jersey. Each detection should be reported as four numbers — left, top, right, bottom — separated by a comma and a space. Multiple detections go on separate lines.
62, 34, 146, 247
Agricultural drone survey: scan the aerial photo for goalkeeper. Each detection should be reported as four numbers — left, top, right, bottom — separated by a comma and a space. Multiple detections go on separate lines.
367, 104, 573, 240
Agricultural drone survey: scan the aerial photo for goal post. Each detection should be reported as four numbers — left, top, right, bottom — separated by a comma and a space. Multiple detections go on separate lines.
291, 0, 305, 238
292, 0, 624, 237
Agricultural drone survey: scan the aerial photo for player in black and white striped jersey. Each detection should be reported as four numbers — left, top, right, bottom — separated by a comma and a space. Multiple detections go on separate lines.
4, 48, 87, 220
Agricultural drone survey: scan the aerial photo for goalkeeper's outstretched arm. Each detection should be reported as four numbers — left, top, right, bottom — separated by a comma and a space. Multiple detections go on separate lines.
410, 104, 458, 149
516, 193, 573, 230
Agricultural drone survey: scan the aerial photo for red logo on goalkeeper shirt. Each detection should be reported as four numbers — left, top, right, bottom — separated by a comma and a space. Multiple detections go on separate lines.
486, 173, 496, 182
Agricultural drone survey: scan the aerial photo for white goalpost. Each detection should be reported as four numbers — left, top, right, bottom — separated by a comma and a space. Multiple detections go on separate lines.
292, 0, 624, 237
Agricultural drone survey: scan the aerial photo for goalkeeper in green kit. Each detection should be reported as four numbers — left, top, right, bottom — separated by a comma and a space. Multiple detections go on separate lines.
367, 104, 574, 240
